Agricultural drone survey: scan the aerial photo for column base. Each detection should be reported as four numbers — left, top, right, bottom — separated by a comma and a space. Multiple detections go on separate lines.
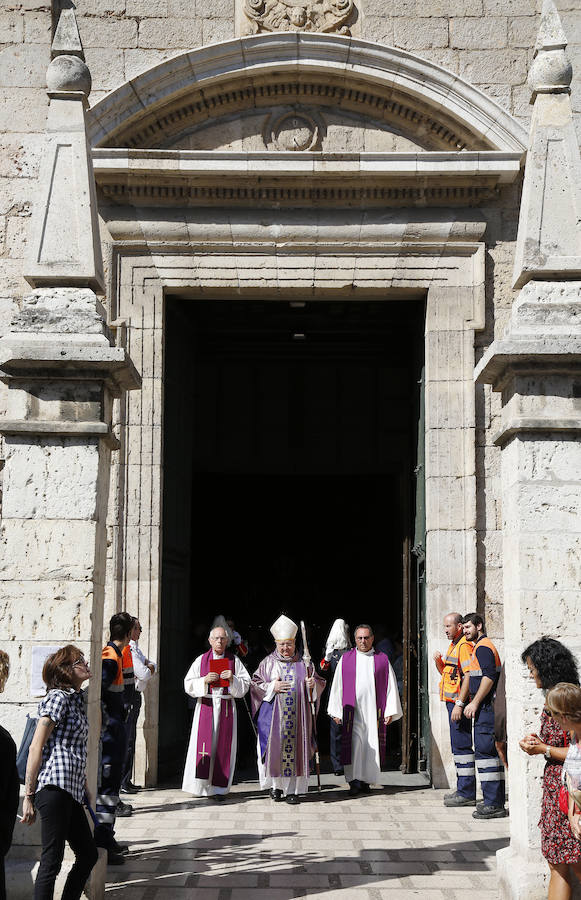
6, 847, 107, 899
497, 845, 549, 900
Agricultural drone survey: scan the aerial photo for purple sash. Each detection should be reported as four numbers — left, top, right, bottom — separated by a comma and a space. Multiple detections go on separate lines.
196, 650, 235, 787
340, 649, 389, 766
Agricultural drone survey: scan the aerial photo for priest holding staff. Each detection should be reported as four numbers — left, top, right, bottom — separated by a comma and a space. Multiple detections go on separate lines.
328, 623, 402, 795
182, 625, 251, 799
251, 614, 325, 804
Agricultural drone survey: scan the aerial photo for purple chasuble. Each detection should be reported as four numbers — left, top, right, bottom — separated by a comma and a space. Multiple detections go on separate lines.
340, 649, 389, 766
196, 650, 235, 787
250, 651, 324, 779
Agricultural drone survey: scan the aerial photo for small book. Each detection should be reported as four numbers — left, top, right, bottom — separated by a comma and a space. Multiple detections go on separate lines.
209, 659, 230, 688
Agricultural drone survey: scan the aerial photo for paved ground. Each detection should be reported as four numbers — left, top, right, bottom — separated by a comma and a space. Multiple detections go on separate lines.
105, 774, 509, 899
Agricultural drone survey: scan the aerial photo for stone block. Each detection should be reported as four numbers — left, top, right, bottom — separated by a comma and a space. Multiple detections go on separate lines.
0, 44, 49, 88
0, 11, 24, 43
417, 48, 460, 73
0, 519, 98, 582
484, 0, 540, 14
84, 47, 125, 93
508, 15, 539, 48
503, 483, 581, 535
84, 0, 126, 12
393, 17, 449, 50
480, 83, 512, 111
127, 0, 169, 13
22, 11, 50, 44
426, 427, 476, 478
425, 474, 477, 530
123, 48, 176, 81
450, 16, 507, 49
426, 329, 475, 382
0, 133, 45, 180
0, 89, 47, 133
202, 17, 235, 44
562, 11, 581, 43
138, 17, 202, 49
196, 0, 235, 16
426, 529, 477, 587
425, 381, 475, 431
0, 585, 94, 649
418, 0, 483, 12
77, 16, 138, 49
2, 437, 100, 520
459, 48, 528, 84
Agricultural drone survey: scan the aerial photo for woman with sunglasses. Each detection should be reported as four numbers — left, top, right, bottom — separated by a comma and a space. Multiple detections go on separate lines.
21, 646, 98, 899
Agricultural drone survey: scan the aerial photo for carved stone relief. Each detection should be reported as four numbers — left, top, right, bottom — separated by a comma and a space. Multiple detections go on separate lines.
243, 0, 354, 35
264, 110, 324, 151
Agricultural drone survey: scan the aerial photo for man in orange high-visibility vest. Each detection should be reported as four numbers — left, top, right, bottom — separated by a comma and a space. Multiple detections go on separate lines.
463, 613, 507, 819
434, 612, 475, 807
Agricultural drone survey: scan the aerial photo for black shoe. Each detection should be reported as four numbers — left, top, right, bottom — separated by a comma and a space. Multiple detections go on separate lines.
269, 789, 283, 802
110, 840, 129, 855
444, 792, 476, 807
116, 800, 133, 817
120, 783, 139, 795
472, 805, 508, 819
107, 849, 126, 866
359, 782, 371, 794
334, 769, 344, 776
285, 794, 300, 804
348, 782, 360, 796
212, 793, 225, 801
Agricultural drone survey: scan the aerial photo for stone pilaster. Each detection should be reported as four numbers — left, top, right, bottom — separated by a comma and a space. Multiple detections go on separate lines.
476, 5, 581, 896
0, 9, 140, 898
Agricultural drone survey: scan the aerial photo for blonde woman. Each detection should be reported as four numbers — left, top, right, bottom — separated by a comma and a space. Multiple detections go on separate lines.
546, 682, 581, 895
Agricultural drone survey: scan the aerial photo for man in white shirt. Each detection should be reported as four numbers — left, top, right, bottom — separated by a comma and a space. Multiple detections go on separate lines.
121, 619, 156, 795
327, 623, 402, 795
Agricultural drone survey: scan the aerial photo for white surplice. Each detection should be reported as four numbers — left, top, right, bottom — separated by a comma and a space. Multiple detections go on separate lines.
182, 652, 250, 797
327, 648, 402, 785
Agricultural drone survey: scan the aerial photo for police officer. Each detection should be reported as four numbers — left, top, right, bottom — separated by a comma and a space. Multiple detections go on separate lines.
462, 613, 507, 819
433, 612, 475, 807
95, 611, 134, 863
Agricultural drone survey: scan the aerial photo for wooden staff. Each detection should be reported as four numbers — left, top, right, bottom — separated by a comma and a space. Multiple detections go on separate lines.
301, 620, 322, 792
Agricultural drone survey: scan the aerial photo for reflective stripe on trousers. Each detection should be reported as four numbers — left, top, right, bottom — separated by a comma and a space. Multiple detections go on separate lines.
446, 701, 476, 799
474, 703, 505, 807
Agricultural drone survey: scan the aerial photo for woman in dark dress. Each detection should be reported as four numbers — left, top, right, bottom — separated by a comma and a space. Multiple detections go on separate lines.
519, 638, 581, 900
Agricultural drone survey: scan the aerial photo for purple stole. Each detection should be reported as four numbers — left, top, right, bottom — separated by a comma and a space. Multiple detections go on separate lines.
196, 650, 235, 787
340, 649, 389, 766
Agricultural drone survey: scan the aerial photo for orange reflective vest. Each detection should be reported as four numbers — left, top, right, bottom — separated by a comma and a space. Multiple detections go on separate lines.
102, 644, 124, 693
439, 636, 473, 702
465, 636, 502, 699
122, 644, 135, 688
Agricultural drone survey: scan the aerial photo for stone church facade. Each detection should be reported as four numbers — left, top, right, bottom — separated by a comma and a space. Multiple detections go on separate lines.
1, 0, 581, 896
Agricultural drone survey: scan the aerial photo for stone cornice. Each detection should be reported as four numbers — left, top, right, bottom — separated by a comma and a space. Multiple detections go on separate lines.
93, 149, 522, 209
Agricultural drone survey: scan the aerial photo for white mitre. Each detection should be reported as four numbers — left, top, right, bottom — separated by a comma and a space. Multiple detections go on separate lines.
270, 614, 298, 642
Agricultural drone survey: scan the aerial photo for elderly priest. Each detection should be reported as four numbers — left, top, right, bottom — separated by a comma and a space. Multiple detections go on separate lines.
182, 624, 251, 799
251, 614, 325, 804
327, 622, 402, 795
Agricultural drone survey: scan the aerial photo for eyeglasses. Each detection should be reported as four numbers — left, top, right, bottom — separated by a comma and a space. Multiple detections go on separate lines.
72, 658, 89, 668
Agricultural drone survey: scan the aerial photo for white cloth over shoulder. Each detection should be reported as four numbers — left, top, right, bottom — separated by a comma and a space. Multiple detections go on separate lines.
182, 652, 250, 797
327, 648, 402, 785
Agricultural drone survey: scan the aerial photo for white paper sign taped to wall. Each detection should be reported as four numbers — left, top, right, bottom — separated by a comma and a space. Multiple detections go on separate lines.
31, 645, 61, 696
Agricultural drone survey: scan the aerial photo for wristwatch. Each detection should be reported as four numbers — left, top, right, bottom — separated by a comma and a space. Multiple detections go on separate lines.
544, 747, 552, 760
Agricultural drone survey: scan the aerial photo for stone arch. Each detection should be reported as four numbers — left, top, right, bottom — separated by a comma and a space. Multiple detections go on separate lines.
88, 33, 527, 154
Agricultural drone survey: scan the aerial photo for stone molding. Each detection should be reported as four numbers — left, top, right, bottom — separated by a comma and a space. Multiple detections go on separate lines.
87, 34, 528, 154
93, 149, 521, 208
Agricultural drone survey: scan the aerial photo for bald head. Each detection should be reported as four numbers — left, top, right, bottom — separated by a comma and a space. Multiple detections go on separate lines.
443, 613, 463, 642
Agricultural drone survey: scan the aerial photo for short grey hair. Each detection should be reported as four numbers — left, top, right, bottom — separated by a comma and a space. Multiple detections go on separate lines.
354, 624, 374, 636
209, 626, 228, 640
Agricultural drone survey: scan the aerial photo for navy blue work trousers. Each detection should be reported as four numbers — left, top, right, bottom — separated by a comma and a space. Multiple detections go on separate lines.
446, 701, 476, 799
474, 702, 505, 808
